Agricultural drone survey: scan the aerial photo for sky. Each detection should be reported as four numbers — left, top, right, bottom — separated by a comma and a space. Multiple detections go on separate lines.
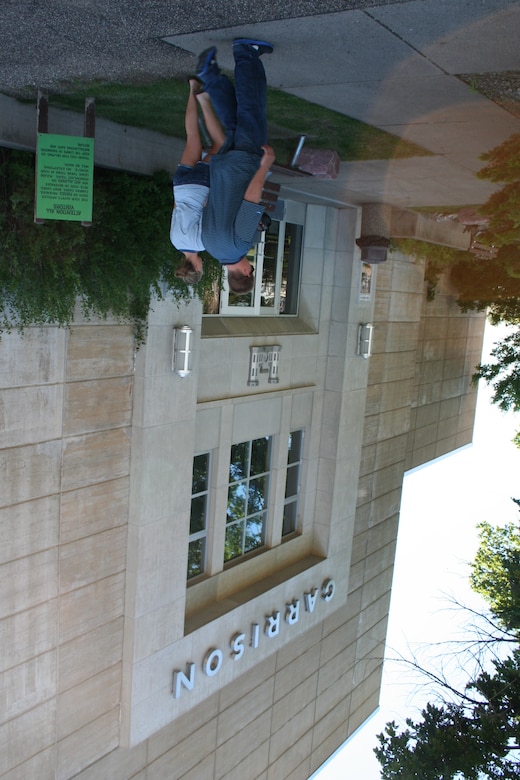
313, 321, 520, 779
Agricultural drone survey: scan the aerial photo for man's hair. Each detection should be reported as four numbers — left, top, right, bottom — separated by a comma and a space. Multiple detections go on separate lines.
175, 257, 203, 285
227, 267, 254, 295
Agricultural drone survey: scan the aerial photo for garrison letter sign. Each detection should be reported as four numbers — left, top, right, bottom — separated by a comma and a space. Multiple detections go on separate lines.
35, 133, 94, 222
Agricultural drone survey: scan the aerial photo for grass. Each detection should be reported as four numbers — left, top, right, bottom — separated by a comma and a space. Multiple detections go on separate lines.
46, 77, 430, 163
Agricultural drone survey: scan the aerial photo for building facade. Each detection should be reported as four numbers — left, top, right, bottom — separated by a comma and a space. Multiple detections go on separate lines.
0, 196, 485, 779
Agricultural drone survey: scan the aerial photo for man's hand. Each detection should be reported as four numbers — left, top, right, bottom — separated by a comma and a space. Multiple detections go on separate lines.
260, 145, 275, 170
244, 146, 276, 204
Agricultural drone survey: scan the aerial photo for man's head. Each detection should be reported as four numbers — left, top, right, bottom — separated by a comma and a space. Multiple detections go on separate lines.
175, 253, 203, 285
226, 256, 255, 295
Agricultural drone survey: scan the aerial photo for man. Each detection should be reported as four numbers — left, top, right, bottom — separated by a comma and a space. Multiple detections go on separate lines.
197, 39, 276, 294
170, 78, 225, 285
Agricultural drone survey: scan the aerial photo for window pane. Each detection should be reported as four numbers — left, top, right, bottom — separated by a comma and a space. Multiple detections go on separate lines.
245, 514, 265, 552
248, 476, 268, 514
224, 522, 244, 562
282, 502, 297, 536
187, 538, 205, 579
230, 441, 249, 482
261, 225, 280, 309
250, 436, 270, 475
288, 430, 303, 464
280, 223, 302, 315
227, 483, 247, 522
190, 495, 207, 533
192, 453, 209, 494
285, 464, 299, 498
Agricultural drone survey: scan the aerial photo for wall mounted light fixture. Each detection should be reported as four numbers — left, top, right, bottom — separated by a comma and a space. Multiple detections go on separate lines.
357, 323, 374, 359
172, 325, 193, 377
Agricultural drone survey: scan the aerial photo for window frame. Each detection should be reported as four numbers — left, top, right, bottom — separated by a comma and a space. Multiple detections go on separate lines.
224, 436, 272, 565
204, 201, 306, 318
282, 429, 304, 538
187, 451, 211, 581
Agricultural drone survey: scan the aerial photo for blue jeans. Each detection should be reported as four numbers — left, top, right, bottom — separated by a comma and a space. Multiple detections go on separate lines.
200, 43, 267, 156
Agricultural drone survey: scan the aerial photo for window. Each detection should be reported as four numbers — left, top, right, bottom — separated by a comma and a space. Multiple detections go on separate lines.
283, 430, 304, 537
225, 436, 272, 563
203, 205, 305, 317
187, 453, 210, 580
187, 432, 304, 582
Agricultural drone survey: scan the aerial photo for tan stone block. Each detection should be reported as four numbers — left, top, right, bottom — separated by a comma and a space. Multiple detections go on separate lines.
147, 692, 219, 764
316, 665, 354, 723
0, 327, 65, 388
220, 741, 269, 780
63, 377, 133, 436
179, 754, 216, 780
274, 636, 321, 702
0, 441, 61, 507
56, 707, 119, 780
0, 385, 63, 448
148, 718, 218, 780
58, 617, 124, 692
0, 496, 59, 565
59, 526, 127, 593
271, 672, 318, 734
60, 477, 129, 544
266, 727, 313, 780
0, 650, 56, 725
0, 699, 56, 775
65, 325, 134, 381
217, 674, 274, 746
61, 428, 131, 491
310, 719, 348, 778
0, 745, 55, 780
58, 572, 125, 644
0, 601, 57, 674
57, 664, 121, 740
219, 655, 276, 711
312, 690, 350, 748
72, 741, 146, 780
0, 549, 58, 620
215, 710, 271, 779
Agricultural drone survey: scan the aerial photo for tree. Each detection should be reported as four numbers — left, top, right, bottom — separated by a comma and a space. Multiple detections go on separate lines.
375, 513, 520, 779
472, 329, 520, 413
470, 519, 520, 633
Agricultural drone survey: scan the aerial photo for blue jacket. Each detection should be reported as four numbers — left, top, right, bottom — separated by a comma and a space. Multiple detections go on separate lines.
201, 151, 263, 264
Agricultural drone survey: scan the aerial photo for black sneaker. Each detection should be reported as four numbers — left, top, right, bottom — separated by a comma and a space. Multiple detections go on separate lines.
196, 46, 217, 77
233, 38, 273, 55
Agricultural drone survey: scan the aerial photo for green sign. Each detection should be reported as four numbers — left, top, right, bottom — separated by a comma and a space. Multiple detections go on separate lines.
35, 133, 94, 221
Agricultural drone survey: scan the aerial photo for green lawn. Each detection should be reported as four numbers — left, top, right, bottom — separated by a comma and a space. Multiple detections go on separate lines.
47, 77, 430, 163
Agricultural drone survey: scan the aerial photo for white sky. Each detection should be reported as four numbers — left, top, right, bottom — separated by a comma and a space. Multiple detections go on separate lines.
314, 321, 520, 779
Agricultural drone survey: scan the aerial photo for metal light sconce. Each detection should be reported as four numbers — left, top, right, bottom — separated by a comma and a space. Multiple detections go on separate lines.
172, 325, 193, 377
357, 323, 374, 359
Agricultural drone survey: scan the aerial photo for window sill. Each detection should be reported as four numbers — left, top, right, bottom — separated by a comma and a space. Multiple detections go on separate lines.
201, 316, 317, 339
184, 548, 324, 635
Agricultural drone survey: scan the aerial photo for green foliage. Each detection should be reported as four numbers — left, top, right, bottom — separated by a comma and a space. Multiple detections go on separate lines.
0, 148, 220, 341
472, 328, 520, 412
478, 133, 520, 184
375, 519, 520, 779
470, 516, 520, 632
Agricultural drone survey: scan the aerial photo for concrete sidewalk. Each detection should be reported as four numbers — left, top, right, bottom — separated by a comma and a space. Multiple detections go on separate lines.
1, 0, 519, 208
164, 0, 520, 206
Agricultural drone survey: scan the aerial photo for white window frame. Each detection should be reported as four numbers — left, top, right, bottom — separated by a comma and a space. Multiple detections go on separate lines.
187, 452, 211, 581
213, 201, 306, 317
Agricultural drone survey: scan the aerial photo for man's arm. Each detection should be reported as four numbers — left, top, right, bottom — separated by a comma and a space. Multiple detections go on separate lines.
243, 145, 276, 203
